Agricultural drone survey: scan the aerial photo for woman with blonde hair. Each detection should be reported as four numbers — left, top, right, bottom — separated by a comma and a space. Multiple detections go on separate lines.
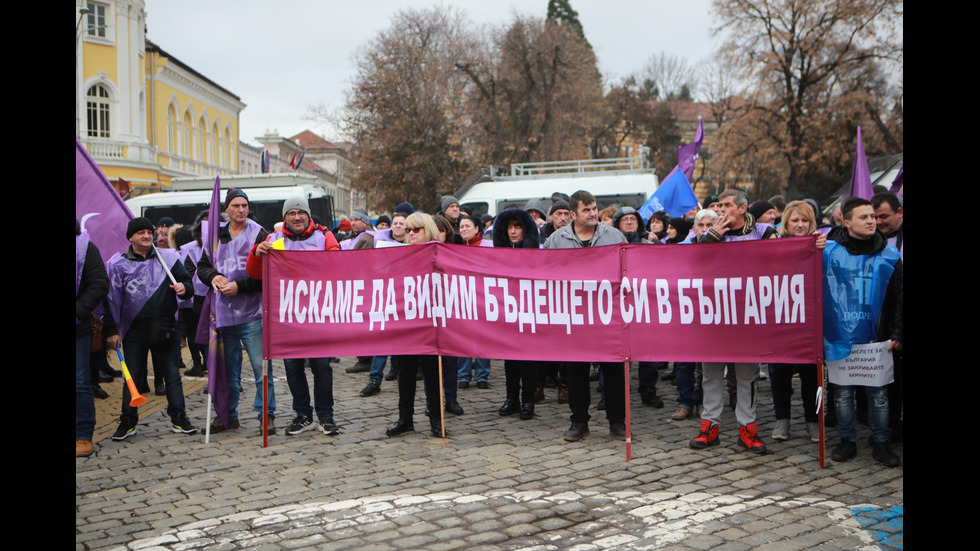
770, 200, 825, 442
386, 211, 449, 438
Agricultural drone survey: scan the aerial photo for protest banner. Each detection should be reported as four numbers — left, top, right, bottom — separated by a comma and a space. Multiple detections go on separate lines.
262, 237, 823, 364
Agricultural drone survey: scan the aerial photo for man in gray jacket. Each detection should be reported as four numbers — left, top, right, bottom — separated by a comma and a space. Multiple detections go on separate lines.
544, 190, 628, 442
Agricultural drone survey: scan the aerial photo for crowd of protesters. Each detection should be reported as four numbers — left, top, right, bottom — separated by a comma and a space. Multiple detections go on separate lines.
77, 185, 903, 468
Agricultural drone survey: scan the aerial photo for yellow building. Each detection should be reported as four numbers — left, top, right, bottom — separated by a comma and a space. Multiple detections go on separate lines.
75, 0, 245, 196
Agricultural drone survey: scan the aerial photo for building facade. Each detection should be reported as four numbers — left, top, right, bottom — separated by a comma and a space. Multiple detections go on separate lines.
75, 0, 244, 196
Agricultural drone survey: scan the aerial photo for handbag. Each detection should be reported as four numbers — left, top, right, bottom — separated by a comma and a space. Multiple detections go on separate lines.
88, 315, 103, 352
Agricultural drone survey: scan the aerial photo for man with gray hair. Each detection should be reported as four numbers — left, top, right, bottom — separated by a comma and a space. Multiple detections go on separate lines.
690, 189, 776, 454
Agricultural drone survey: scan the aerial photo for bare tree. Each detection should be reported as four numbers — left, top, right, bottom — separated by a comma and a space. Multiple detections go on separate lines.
640, 52, 698, 101
456, 15, 604, 166
709, 0, 903, 199
343, 6, 478, 213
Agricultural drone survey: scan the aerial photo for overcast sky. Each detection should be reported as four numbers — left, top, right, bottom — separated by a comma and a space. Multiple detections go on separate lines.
144, 0, 720, 147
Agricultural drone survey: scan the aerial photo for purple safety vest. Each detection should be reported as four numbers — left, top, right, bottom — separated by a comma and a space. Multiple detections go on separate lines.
106, 248, 180, 339
210, 219, 263, 329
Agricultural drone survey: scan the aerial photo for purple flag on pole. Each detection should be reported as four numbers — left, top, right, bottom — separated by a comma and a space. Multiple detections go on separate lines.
677, 118, 704, 182
890, 166, 903, 197
848, 126, 873, 200
75, 139, 134, 264
201, 176, 231, 427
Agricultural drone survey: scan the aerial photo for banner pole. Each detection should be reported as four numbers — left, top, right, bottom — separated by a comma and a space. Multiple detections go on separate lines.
818, 363, 826, 468
625, 360, 632, 461
262, 359, 270, 448
438, 356, 446, 448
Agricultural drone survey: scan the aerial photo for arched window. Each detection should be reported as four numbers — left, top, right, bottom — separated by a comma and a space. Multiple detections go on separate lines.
182, 112, 192, 158
166, 104, 177, 153
211, 121, 220, 167
86, 84, 111, 138
198, 120, 206, 163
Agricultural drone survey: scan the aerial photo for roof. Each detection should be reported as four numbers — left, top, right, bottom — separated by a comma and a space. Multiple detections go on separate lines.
145, 40, 241, 102
290, 130, 353, 153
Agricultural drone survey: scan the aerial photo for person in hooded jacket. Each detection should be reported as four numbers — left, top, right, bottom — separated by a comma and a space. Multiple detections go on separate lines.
493, 208, 542, 420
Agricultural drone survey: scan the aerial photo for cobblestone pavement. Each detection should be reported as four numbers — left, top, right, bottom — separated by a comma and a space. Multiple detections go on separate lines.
77, 353, 903, 550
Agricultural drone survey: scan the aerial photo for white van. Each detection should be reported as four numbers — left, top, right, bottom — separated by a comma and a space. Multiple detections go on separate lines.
456, 157, 659, 217
125, 173, 337, 232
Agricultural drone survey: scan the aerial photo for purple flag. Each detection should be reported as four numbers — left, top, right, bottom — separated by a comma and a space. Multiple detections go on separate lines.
201, 176, 231, 428
848, 126, 873, 200
890, 166, 903, 197
677, 118, 704, 182
75, 139, 133, 264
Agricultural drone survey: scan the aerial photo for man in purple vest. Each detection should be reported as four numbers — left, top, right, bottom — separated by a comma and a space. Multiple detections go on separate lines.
196, 189, 274, 434
691, 189, 777, 455
104, 217, 198, 441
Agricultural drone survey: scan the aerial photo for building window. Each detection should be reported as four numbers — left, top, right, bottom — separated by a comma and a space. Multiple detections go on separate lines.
86, 84, 110, 138
87, 2, 107, 38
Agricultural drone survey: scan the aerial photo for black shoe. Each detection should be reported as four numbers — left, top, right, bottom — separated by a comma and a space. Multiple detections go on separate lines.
871, 441, 901, 467
285, 416, 314, 436
360, 381, 381, 397
185, 364, 207, 377
384, 369, 399, 381
519, 403, 534, 420
563, 422, 590, 442
446, 401, 464, 415
597, 397, 606, 410
831, 439, 857, 462
155, 383, 166, 396
171, 413, 198, 434
458, 381, 470, 389
345, 361, 371, 373
92, 384, 108, 399
610, 422, 627, 440
111, 418, 138, 441
102, 366, 123, 378
318, 419, 341, 436
96, 372, 114, 383
476, 381, 489, 390
430, 420, 446, 437
543, 376, 557, 389
386, 418, 414, 437
641, 393, 664, 408
498, 399, 519, 416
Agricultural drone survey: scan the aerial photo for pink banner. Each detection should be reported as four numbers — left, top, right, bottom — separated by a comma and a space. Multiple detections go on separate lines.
262, 238, 823, 364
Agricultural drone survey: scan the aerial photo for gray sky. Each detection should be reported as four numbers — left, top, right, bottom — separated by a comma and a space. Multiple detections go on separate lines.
145, 0, 719, 147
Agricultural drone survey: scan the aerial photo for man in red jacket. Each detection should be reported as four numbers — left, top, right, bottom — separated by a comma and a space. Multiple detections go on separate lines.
248, 196, 342, 437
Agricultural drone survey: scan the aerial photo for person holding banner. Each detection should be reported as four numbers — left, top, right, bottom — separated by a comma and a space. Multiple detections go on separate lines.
104, 217, 198, 441
247, 196, 343, 437
196, 189, 274, 434
871, 191, 904, 440
769, 201, 825, 442
544, 190, 629, 442
77, 220, 110, 457
386, 212, 447, 438
824, 197, 902, 467
690, 189, 776, 455
493, 208, 543, 420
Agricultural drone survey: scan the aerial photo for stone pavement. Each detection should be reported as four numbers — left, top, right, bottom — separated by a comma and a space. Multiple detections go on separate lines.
77, 353, 903, 550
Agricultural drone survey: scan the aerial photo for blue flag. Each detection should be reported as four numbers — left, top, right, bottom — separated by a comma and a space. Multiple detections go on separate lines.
639, 166, 699, 220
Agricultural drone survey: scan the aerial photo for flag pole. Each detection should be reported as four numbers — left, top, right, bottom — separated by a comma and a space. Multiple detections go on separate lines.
438, 356, 446, 448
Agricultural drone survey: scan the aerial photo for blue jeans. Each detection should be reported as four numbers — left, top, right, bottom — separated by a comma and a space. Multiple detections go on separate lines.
369, 355, 388, 385
833, 384, 890, 443
121, 319, 186, 423
76, 333, 95, 440
283, 358, 333, 421
222, 319, 275, 420
674, 362, 701, 410
458, 357, 490, 383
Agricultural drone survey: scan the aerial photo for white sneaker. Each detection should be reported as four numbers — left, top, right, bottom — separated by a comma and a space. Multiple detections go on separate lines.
771, 419, 790, 441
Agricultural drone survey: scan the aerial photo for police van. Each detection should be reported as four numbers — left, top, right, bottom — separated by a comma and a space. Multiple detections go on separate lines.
455, 157, 660, 218
125, 173, 337, 232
